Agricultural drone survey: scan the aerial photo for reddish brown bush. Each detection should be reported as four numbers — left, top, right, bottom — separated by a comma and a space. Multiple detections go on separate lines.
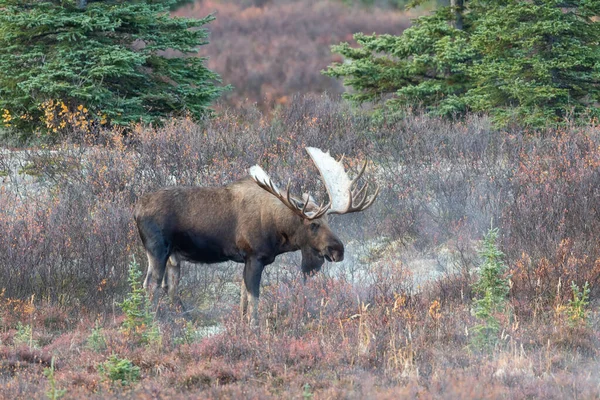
1, 97, 600, 398
2, 96, 600, 318
173, 0, 410, 110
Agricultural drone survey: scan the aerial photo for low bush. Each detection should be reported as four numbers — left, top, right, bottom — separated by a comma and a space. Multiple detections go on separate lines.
0, 97, 599, 397
173, 1, 410, 110
1, 96, 600, 318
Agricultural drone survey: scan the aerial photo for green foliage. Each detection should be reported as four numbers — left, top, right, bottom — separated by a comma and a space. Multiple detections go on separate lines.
567, 281, 590, 328
98, 355, 141, 386
471, 228, 510, 351
119, 256, 160, 346
44, 356, 67, 400
325, 0, 600, 127
0, 0, 227, 138
467, 0, 600, 127
471, 288, 501, 351
13, 321, 37, 348
302, 383, 314, 400
326, 8, 473, 119
86, 321, 107, 352
473, 228, 510, 304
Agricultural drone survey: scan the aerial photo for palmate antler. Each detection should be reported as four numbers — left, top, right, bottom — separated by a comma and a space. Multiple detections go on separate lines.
305, 147, 379, 215
250, 147, 379, 220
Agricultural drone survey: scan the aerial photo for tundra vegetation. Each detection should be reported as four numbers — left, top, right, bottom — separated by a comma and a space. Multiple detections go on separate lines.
1, 96, 600, 398
1, 1, 600, 399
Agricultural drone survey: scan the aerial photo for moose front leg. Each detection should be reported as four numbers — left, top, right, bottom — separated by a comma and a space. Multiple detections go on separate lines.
240, 279, 248, 321
242, 258, 264, 327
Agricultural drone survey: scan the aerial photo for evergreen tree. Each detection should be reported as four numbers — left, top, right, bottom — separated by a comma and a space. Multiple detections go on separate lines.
470, 227, 510, 351
325, 8, 475, 118
473, 227, 509, 304
0, 0, 227, 137
325, 0, 600, 127
467, 1, 600, 127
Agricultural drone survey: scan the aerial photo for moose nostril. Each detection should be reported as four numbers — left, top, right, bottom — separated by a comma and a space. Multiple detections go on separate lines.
326, 246, 344, 262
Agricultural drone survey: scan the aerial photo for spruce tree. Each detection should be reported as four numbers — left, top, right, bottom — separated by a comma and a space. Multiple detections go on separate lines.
467, 1, 600, 127
0, 0, 227, 137
325, 0, 600, 127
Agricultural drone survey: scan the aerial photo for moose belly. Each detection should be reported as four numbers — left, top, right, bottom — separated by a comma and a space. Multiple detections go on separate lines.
172, 232, 235, 264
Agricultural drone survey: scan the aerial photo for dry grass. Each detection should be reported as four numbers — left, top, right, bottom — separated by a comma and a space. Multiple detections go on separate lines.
2, 96, 600, 398
172, 0, 411, 110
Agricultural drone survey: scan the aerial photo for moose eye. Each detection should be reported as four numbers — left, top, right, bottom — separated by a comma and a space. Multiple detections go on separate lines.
310, 222, 320, 233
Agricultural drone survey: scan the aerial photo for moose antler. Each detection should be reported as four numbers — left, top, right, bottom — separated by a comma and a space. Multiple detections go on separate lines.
249, 147, 379, 220
250, 165, 330, 220
305, 147, 379, 215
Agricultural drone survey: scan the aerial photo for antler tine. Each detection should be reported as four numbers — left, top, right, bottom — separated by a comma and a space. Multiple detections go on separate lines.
364, 184, 380, 209
349, 160, 368, 193
311, 199, 331, 219
299, 192, 310, 215
284, 181, 304, 214
282, 180, 330, 220
270, 179, 280, 194
342, 179, 380, 214
350, 183, 370, 210
351, 181, 369, 204
284, 180, 294, 205
303, 190, 331, 219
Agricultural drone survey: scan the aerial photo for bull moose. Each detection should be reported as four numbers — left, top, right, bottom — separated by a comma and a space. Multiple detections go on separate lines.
134, 147, 379, 324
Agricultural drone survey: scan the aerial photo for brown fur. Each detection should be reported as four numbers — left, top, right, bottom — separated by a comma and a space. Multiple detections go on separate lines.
134, 177, 344, 324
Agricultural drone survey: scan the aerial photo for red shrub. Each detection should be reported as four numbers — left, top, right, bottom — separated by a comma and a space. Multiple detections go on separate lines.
173, 1, 410, 110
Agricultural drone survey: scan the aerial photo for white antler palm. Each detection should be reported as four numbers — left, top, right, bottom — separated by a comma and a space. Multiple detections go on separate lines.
250, 147, 379, 219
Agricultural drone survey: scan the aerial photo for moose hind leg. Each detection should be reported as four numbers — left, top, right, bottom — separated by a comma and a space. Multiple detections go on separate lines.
161, 255, 177, 294
144, 251, 167, 311
165, 255, 184, 309
240, 279, 248, 321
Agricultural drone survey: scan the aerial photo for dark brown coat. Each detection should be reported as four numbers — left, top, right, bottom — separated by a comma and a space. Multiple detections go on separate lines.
134, 177, 344, 323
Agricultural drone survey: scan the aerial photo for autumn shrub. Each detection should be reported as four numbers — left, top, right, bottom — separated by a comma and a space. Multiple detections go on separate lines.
1, 95, 600, 329
173, 1, 410, 109
504, 126, 600, 313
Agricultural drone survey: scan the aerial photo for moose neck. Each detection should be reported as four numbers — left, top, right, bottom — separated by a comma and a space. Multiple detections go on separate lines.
273, 206, 307, 254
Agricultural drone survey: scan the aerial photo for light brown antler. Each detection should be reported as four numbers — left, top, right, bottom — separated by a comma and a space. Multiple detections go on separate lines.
249, 165, 330, 220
